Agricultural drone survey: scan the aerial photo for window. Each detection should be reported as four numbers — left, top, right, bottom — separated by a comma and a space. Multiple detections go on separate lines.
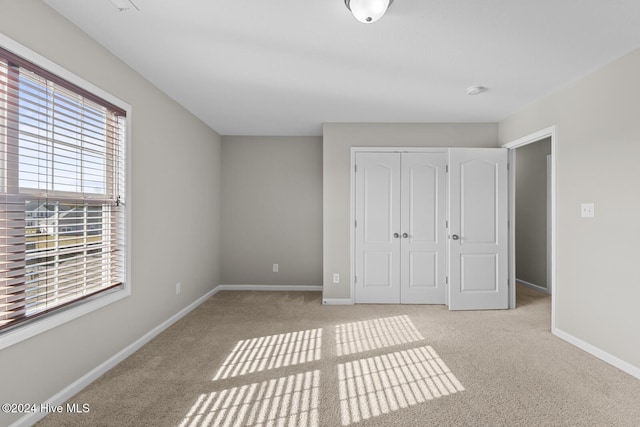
0, 42, 127, 337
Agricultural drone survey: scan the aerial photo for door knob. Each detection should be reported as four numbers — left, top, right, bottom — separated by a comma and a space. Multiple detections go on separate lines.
451, 234, 460, 240
393, 233, 400, 238
402, 233, 409, 238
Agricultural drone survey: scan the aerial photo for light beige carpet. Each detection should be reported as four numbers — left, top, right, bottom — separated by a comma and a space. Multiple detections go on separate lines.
36, 285, 640, 426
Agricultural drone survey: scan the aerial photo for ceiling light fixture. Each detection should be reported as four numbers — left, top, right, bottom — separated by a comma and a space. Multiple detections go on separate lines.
466, 86, 488, 96
344, 0, 393, 24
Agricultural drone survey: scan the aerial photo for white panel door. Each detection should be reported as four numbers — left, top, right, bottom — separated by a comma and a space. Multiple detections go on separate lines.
448, 148, 509, 310
400, 153, 447, 304
354, 153, 401, 303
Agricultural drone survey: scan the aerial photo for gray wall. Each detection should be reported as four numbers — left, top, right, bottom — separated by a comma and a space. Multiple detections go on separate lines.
221, 136, 323, 286
516, 138, 551, 289
322, 123, 499, 300
0, 2, 222, 425
500, 47, 640, 369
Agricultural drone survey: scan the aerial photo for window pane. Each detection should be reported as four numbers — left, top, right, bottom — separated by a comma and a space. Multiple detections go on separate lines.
24, 200, 116, 317
0, 45, 126, 333
17, 71, 109, 195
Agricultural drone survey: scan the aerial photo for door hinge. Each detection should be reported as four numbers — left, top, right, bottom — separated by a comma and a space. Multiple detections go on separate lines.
446, 220, 449, 228
446, 276, 448, 284
445, 165, 449, 173
354, 276, 357, 284
355, 220, 357, 228
507, 163, 510, 171
355, 164, 358, 173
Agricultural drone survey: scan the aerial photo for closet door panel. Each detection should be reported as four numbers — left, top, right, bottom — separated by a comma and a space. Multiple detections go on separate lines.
400, 152, 447, 304
354, 153, 401, 303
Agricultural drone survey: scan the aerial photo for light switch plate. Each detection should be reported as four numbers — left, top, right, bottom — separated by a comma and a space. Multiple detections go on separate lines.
581, 203, 594, 218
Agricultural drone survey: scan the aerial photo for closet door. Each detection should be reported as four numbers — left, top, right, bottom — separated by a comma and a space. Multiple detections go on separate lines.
448, 148, 509, 310
400, 153, 447, 304
354, 153, 401, 303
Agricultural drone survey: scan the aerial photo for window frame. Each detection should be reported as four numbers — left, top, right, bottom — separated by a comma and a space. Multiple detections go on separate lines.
0, 34, 131, 351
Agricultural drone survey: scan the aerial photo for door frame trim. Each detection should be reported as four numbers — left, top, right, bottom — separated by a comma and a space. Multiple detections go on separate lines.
502, 126, 557, 330
350, 147, 448, 304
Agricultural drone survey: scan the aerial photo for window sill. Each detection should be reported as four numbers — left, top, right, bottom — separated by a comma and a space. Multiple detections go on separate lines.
0, 286, 130, 351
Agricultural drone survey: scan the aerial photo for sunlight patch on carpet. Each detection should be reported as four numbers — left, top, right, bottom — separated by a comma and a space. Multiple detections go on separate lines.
335, 315, 424, 356
182, 370, 320, 427
213, 328, 322, 381
337, 346, 464, 426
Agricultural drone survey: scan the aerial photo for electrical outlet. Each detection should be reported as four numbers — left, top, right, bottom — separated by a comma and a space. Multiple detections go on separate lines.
176, 282, 181, 295
332, 273, 340, 284
581, 203, 595, 218
273, 264, 279, 273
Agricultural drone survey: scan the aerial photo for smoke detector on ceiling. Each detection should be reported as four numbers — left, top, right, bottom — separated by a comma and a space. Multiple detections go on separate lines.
466, 86, 488, 96
109, 0, 139, 12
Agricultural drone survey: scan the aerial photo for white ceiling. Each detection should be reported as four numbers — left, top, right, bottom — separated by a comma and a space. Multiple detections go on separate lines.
44, 0, 640, 136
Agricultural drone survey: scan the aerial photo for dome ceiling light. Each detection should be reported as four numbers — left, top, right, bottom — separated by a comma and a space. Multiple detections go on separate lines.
344, 0, 394, 24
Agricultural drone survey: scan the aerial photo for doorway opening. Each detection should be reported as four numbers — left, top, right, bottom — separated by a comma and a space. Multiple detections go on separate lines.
503, 126, 557, 331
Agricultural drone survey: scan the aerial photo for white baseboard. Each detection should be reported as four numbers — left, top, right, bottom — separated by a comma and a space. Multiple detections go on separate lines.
11, 287, 220, 427
323, 298, 353, 305
553, 327, 640, 381
516, 278, 550, 294
217, 284, 323, 292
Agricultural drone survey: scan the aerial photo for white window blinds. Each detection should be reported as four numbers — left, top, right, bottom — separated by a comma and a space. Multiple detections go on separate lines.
0, 47, 126, 332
